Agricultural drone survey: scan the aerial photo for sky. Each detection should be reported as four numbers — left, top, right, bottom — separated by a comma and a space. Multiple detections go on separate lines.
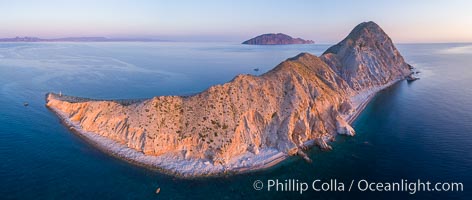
1, 0, 471, 43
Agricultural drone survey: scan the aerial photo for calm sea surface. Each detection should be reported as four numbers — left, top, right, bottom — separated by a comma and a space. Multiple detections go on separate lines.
0, 42, 470, 199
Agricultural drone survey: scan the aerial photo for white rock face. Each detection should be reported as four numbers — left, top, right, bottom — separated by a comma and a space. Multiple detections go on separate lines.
336, 116, 356, 136
46, 21, 412, 177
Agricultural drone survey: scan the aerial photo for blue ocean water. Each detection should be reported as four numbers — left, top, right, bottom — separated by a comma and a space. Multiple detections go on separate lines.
0, 42, 470, 199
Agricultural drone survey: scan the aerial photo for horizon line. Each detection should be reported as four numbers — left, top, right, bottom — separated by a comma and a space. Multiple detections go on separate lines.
1, 35, 472, 45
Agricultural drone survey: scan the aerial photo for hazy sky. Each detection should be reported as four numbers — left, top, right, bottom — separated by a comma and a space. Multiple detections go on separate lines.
1, 0, 471, 43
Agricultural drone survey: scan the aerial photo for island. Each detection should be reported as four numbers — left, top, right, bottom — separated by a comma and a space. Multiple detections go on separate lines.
46, 21, 413, 177
242, 33, 314, 45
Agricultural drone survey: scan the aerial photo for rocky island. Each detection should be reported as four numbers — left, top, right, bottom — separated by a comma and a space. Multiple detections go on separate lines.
242, 33, 314, 45
46, 22, 412, 177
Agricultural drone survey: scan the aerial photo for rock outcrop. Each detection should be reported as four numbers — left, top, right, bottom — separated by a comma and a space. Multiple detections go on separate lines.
242, 33, 314, 45
46, 21, 411, 177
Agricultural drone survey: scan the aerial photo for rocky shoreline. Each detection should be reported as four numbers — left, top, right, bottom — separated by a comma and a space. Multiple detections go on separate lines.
47, 96, 289, 177
345, 79, 402, 124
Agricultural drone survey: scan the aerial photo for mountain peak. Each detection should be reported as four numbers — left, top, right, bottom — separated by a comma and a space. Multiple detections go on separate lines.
323, 21, 388, 55
321, 21, 410, 90
354, 21, 380, 30
346, 21, 385, 40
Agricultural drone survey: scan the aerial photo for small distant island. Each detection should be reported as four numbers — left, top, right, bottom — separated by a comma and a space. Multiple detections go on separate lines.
0, 36, 163, 42
242, 33, 314, 45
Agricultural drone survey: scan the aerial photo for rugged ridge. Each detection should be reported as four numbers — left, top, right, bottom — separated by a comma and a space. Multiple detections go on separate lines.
46, 22, 411, 177
242, 33, 314, 45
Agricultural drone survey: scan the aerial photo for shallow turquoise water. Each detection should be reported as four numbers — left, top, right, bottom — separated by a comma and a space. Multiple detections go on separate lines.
0, 42, 470, 199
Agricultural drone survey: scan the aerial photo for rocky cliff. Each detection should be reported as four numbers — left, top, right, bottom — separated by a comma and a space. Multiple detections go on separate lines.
46, 22, 411, 177
242, 33, 314, 45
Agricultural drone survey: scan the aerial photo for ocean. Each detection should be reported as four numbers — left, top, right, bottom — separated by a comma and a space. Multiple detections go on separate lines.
0, 42, 470, 199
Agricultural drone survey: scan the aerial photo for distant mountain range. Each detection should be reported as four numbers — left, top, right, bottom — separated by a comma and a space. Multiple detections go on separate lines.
242, 33, 314, 45
0, 36, 164, 42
